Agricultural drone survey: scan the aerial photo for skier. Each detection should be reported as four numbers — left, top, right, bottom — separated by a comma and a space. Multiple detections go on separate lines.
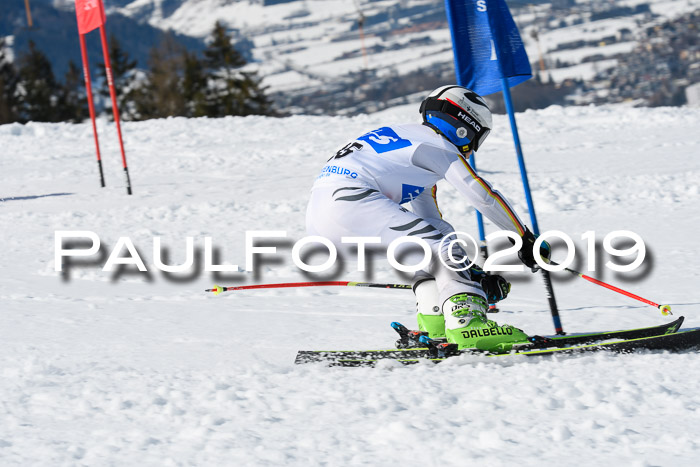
306, 85, 551, 351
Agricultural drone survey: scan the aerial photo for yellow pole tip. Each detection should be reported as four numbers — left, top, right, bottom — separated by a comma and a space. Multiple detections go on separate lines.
660, 305, 672, 316
213, 285, 223, 296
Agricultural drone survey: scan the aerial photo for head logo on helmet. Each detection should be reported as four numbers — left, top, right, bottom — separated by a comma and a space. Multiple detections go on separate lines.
419, 85, 492, 154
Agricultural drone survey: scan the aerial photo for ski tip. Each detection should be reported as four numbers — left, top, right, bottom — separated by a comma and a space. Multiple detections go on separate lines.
390, 322, 403, 330
660, 304, 672, 316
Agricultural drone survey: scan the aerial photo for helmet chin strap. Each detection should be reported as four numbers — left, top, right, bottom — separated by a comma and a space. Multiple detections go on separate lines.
459, 146, 473, 156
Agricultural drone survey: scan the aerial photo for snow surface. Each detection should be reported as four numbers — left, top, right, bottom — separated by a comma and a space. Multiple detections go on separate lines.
1, 104, 700, 464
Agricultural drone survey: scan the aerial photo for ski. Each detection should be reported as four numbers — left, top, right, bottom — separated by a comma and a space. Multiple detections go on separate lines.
530, 315, 684, 347
328, 327, 700, 367
294, 317, 686, 365
501, 327, 700, 357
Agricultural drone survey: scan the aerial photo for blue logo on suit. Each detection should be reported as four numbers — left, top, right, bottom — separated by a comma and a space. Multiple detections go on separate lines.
358, 127, 412, 154
400, 184, 425, 204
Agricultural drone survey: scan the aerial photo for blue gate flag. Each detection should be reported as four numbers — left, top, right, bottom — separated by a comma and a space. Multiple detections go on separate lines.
445, 0, 532, 96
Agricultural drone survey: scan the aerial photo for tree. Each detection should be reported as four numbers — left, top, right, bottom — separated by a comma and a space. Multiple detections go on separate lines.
232, 71, 274, 116
0, 38, 19, 124
182, 51, 208, 117
98, 34, 139, 121
203, 21, 271, 117
58, 61, 89, 123
15, 40, 62, 122
204, 22, 247, 72
126, 23, 273, 120
132, 33, 188, 120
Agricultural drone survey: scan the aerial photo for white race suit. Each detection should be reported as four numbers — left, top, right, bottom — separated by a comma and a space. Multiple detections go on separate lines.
306, 123, 528, 310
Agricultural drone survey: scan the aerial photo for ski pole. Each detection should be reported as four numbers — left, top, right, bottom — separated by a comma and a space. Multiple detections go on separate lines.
206, 281, 413, 296
550, 261, 671, 316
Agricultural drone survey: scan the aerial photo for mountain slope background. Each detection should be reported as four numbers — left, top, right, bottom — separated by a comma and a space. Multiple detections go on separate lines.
2, 1, 204, 77
4, 0, 700, 114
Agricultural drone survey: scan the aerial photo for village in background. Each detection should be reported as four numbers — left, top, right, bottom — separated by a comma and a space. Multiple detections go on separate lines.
1, 0, 699, 123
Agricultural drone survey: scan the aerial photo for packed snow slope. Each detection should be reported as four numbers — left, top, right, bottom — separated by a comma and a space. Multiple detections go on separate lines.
1, 105, 699, 465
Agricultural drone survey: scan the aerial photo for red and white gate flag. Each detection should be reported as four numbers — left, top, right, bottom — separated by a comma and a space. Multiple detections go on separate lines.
74, 0, 106, 35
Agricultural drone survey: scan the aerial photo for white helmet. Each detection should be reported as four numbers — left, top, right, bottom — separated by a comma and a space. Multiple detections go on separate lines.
419, 85, 492, 153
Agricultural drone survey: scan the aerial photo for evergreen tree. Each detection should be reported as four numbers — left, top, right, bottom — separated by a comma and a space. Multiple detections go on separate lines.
98, 34, 139, 121
203, 21, 271, 117
182, 51, 208, 117
0, 38, 19, 124
58, 61, 89, 123
204, 22, 247, 72
233, 71, 273, 116
16, 40, 62, 122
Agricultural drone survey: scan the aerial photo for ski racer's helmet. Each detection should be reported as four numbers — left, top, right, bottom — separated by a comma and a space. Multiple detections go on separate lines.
419, 85, 492, 153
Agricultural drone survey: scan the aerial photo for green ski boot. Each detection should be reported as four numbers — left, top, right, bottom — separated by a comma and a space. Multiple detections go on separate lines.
443, 293, 529, 353
417, 313, 445, 338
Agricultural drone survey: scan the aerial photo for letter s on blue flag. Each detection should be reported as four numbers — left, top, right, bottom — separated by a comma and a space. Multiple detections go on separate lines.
444, 0, 532, 96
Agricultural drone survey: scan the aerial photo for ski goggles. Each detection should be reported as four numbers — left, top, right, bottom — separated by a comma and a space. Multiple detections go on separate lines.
420, 97, 491, 152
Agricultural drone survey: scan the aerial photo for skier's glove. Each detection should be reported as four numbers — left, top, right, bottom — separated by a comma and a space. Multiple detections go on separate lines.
468, 264, 487, 282
470, 265, 510, 303
480, 274, 511, 303
519, 228, 551, 272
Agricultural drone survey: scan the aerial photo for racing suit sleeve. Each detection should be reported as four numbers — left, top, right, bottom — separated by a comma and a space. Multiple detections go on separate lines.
412, 144, 527, 236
